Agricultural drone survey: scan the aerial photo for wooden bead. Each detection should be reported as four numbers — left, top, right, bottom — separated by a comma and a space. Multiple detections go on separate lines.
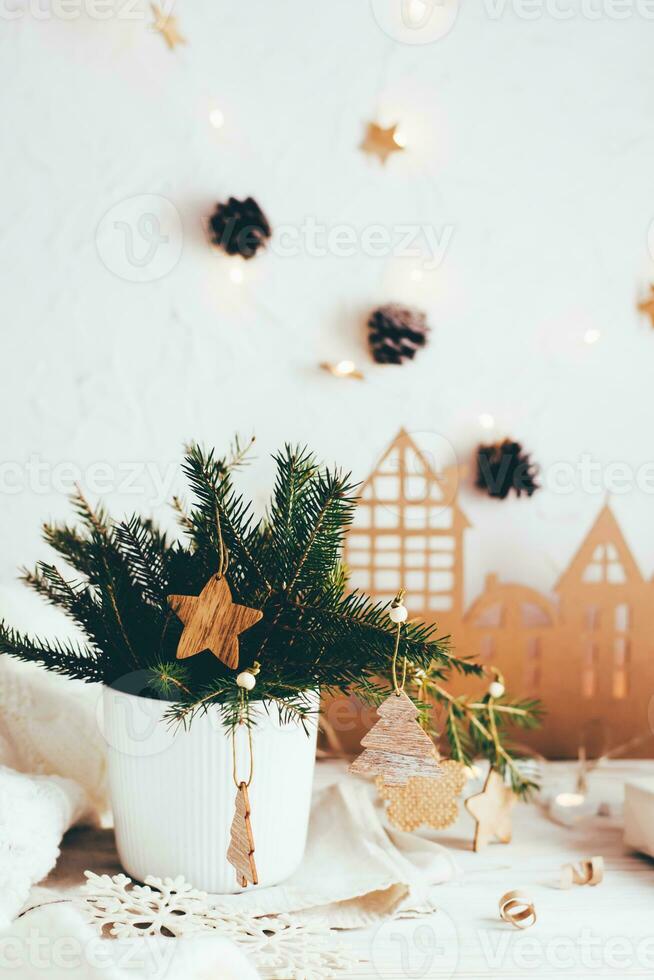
236, 671, 257, 691
389, 604, 408, 623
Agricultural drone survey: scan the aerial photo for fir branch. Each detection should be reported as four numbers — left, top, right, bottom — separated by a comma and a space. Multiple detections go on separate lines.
0, 622, 105, 683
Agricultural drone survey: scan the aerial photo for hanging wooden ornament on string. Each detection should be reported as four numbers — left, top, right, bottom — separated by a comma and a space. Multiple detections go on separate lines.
349, 690, 441, 784
349, 591, 444, 831
377, 760, 468, 832
227, 780, 258, 888
227, 684, 259, 889
167, 519, 262, 670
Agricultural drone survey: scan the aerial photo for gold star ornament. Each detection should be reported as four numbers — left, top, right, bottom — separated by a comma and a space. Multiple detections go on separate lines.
150, 3, 186, 50
167, 574, 262, 670
638, 284, 654, 328
360, 122, 405, 165
465, 768, 516, 852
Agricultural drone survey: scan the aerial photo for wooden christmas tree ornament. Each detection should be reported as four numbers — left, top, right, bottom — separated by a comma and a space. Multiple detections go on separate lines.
226, 781, 258, 888
377, 759, 468, 832
167, 574, 263, 670
349, 589, 443, 824
349, 690, 442, 785
465, 768, 516, 852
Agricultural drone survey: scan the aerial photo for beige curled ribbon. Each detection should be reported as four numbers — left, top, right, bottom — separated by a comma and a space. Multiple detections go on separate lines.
560, 855, 604, 889
499, 890, 537, 929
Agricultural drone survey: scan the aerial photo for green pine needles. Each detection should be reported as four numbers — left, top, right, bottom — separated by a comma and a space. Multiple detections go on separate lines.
0, 437, 542, 795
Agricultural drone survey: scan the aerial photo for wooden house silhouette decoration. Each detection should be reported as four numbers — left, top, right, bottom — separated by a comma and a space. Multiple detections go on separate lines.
346, 429, 468, 630
344, 431, 654, 759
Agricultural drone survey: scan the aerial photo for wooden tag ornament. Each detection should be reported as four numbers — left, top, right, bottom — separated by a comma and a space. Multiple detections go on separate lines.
465, 768, 516, 852
377, 760, 468, 832
226, 782, 258, 888
167, 574, 263, 670
349, 690, 442, 786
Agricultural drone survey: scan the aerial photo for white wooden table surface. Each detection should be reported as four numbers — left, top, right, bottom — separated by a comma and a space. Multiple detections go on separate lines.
49, 759, 654, 979
316, 759, 654, 980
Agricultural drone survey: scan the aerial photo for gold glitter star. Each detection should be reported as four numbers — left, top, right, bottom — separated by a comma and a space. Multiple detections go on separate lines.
150, 3, 186, 51
638, 284, 654, 328
360, 122, 405, 165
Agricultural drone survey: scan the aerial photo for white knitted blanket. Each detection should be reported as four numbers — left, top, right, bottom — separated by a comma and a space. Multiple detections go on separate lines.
0, 598, 108, 925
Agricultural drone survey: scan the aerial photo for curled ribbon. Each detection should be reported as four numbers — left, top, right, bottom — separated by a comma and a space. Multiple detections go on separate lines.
560, 855, 604, 889
499, 890, 537, 930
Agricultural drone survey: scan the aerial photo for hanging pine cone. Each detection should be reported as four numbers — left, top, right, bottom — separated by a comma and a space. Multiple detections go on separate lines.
367, 303, 429, 365
208, 196, 271, 259
475, 440, 539, 500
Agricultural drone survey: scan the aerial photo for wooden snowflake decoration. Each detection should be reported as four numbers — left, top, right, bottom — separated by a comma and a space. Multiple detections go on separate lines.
80, 871, 357, 979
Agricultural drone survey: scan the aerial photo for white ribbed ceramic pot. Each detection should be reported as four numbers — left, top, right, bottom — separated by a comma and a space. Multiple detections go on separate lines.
102, 686, 318, 894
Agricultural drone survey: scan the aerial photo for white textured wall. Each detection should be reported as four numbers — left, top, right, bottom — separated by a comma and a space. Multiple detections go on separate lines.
1, 0, 654, 608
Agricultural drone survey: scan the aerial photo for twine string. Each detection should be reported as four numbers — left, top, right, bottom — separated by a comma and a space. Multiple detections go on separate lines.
231, 690, 254, 788
390, 589, 407, 695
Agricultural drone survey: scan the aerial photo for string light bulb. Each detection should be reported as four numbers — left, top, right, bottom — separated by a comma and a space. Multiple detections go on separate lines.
479, 413, 495, 430
320, 360, 364, 380
584, 328, 600, 345
228, 265, 244, 284
209, 108, 225, 129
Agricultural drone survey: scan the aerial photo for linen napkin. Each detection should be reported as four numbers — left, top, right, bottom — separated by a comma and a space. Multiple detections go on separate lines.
216, 779, 458, 928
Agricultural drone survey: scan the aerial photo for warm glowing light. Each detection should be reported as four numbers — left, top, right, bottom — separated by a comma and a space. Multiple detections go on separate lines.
229, 265, 244, 284
209, 108, 225, 129
479, 413, 495, 430
554, 792, 585, 808
584, 328, 600, 345
393, 130, 407, 148
410, 268, 424, 282
320, 360, 364, 380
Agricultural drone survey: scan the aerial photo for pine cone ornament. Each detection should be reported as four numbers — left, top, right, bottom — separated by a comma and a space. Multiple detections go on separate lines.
208, 196, 271, 259
367, 303, 429, 364
475, 440, 539, 500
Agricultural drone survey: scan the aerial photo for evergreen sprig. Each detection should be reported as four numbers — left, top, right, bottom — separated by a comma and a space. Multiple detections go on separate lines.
0, 438, 541, 792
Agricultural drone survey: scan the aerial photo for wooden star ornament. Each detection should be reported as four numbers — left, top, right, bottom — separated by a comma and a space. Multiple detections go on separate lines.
360, 122, 405, 165
637, 284, 654, 328
167, 574, 262, 670
465, 768, 516, 852
150, 3, 186, 50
